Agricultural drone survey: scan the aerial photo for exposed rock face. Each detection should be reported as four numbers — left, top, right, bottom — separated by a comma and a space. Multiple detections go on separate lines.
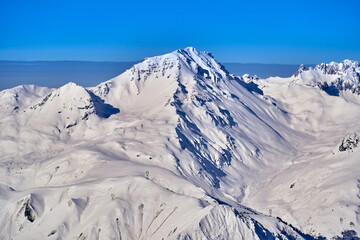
339, 133, 359, 152
294, 64, 309, 77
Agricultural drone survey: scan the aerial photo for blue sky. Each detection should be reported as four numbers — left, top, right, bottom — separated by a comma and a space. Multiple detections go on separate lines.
0, 0, 359, 64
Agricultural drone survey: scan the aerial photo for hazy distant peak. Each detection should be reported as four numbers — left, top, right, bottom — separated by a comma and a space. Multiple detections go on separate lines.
314, 59, 359, 75
293, 60, 359, 77
293, 59, 360, 95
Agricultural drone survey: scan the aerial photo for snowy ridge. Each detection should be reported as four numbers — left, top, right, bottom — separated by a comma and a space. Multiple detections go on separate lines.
0, 84, 53, 115
1, 47, 360, 239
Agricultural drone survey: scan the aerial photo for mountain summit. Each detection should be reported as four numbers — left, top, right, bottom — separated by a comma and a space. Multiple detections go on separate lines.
1, 48, 360, 239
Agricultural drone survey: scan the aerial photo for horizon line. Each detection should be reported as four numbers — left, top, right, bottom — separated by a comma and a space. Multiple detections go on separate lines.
0, 59, 319, 66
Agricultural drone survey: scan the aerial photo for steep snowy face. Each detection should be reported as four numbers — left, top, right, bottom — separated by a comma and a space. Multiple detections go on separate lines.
175, 47, 229, 81
166, 50, 298, 195
89, 47, 298, 195
293, 59, 360, 95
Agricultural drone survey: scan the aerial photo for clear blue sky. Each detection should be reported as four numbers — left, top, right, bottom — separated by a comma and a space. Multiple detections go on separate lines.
0, 0, 359, 64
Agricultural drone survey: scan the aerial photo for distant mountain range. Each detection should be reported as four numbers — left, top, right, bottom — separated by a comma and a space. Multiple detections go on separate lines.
0, 60, 315, 90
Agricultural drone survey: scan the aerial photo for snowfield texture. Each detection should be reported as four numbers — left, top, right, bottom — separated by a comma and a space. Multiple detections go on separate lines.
1, 47, 360, 240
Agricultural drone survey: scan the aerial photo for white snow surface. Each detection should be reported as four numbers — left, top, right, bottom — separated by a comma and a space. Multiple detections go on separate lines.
1, 47, 360, 239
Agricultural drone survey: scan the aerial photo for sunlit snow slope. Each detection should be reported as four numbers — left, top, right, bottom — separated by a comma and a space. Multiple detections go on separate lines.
1, 47, 360, 239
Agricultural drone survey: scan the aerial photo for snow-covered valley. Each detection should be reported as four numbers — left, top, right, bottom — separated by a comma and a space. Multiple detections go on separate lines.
1, 47, 360, 239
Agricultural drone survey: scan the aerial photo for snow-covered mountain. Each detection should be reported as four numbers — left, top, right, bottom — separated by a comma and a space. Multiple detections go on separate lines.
1, 47, 360, 239
293, 59, 360, 95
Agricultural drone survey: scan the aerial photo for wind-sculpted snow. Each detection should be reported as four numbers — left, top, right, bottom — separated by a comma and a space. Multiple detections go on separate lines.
1, 47, 360, 239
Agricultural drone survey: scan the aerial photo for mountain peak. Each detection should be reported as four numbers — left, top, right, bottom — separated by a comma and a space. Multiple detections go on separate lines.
172, 47, 228, 80
174, 46, 214, 60
109, 47, 228, 86
91, 47, 230, 111
294, 64, 309, 77
57, 82, 84, 94
173, 47, 215, 62
179, 46, 200, 54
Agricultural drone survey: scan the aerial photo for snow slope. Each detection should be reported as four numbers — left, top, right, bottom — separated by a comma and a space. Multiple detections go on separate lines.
244, 63, 360, 238
1, 47, 360, 239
